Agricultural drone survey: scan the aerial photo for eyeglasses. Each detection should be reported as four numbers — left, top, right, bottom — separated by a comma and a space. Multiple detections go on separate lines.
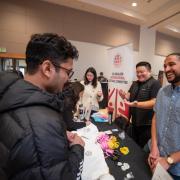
52, 63, 74, 78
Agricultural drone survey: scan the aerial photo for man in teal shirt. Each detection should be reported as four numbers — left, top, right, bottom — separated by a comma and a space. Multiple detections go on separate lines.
148, 53, 180, 179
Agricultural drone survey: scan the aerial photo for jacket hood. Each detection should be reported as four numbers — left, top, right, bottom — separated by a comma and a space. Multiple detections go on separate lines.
0, 71, 19, 99
0, 72, 64, 113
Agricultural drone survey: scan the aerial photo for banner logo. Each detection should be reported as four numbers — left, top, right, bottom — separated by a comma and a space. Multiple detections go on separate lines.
108, 44, 134, 119
113, 54, 122, 67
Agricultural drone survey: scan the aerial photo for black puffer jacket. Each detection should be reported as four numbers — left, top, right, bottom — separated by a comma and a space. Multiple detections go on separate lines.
0, 72, 84, 180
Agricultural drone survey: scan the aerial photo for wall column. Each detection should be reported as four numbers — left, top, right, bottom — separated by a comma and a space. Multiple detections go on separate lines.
139, 26, 156, 62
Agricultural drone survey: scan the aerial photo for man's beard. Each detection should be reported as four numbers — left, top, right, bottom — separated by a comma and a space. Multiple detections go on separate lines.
166, 73, 180, 84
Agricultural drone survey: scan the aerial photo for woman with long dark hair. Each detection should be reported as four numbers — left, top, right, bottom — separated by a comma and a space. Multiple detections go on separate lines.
81, 67, 103, 112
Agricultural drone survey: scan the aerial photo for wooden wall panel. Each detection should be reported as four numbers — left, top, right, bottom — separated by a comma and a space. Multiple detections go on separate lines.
155, 32, 180, 56
0, 0, 140, 53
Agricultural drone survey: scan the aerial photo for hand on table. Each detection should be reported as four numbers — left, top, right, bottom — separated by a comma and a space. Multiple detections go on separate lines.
66, 131, 85, 147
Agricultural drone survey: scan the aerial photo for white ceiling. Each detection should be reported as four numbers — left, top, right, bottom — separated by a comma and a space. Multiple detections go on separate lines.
42, 0, 180, 38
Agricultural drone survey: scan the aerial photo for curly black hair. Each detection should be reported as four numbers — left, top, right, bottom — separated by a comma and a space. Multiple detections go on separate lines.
26, 33, 79, 74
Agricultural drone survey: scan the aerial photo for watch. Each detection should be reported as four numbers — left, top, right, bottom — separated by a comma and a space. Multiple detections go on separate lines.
167, 156, 174, 165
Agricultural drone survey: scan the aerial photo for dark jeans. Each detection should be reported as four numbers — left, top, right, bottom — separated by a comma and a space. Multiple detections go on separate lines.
130, 125, 151, 148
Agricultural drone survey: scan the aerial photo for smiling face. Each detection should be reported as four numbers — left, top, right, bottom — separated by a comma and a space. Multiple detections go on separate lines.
136, 66, 151, 82
164, 55, 180, 85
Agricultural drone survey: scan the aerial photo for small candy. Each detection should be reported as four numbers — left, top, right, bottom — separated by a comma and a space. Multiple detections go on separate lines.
120, 146, 129, 155
126, 172, 134, 179
121, 163, 130, 171
121, 166, 126, 171
118, 131, 125, 140
117, 162, 122, 166
123, 163, 130, 169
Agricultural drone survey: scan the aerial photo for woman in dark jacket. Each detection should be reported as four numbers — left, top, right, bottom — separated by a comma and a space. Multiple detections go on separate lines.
63, 81, 91, 131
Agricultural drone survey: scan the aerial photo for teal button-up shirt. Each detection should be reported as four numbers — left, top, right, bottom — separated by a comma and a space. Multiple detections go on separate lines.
154, 85, 180, 176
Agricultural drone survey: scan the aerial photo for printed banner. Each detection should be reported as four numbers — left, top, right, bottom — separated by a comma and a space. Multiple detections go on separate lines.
107, 44, 134, 119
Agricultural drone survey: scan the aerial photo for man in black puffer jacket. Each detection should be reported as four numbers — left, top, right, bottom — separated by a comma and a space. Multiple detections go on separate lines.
0, 33, 84, 180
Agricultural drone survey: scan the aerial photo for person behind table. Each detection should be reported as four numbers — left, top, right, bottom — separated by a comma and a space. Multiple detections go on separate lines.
0, 33, 85, 180
98, 72, 108, 82
148, 53, 180, 179
81, 67, 103, 112
119, 61, 161, 148
63, 81, 91, 131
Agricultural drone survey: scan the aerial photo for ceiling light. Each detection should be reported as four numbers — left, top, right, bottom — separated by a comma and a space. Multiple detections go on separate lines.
132, 2, 137, 7
166, 25, 180, 33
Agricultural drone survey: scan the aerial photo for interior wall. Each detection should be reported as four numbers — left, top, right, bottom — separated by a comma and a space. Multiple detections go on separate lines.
137, 27, 166, 79
155, 32, 180, 56
139, 26, 156, 62
0, 0, 140, 53
0, 0, 178, 81
71, 40, 110, 81
71, 40, 165, 81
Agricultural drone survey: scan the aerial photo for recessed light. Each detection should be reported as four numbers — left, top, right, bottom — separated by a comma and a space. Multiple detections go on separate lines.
166, 25, 179, 33
132, 2, 137, 7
